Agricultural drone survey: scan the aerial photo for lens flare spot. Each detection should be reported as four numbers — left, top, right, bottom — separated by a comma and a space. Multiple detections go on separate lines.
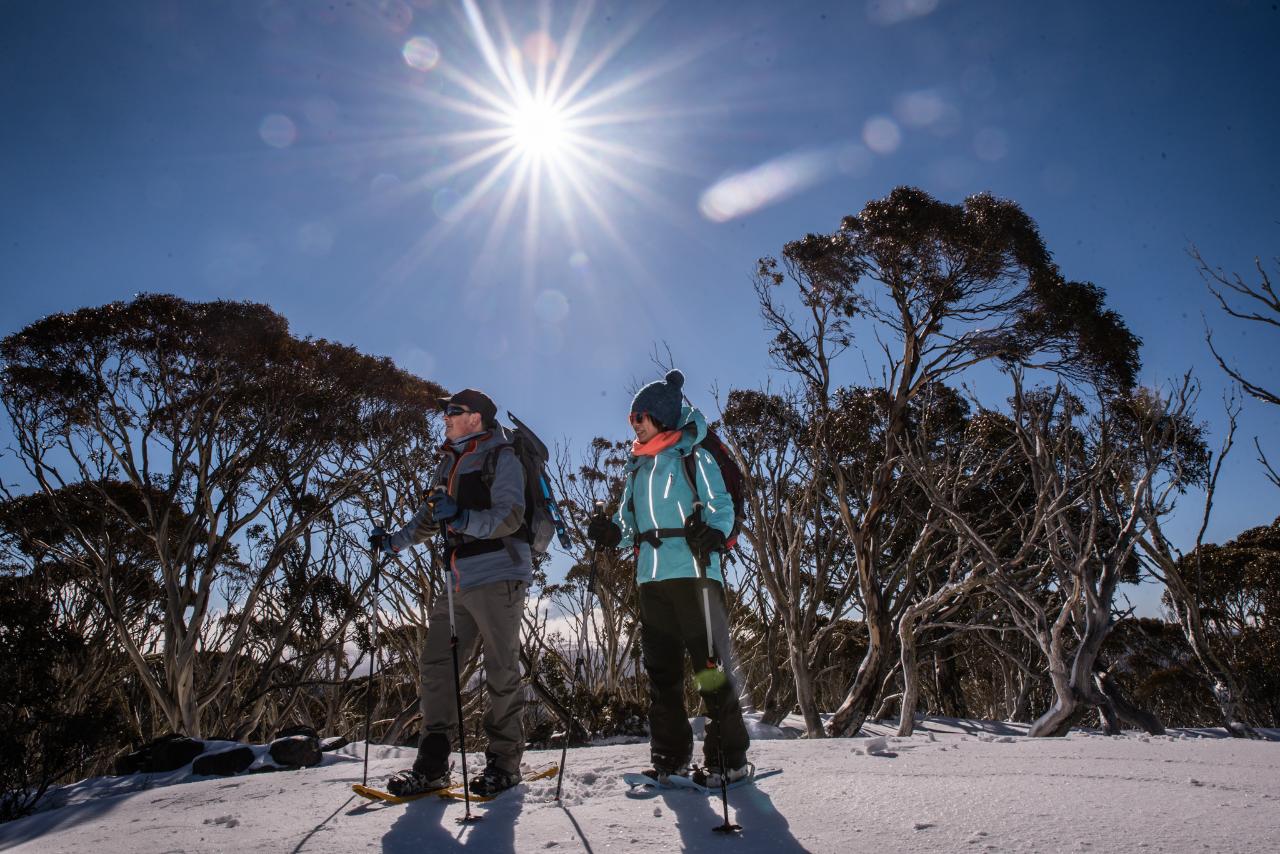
893, 90, 946, 128
862, 116, 901, 155
569, 250, 590, 270
867, 0, 939, 26
403, 36, 440, 71
381, 0, 414, 32
699, 150, 827, 223
533, 289, 570, 323
259, 114, 297, 148
522, 31, 558, 64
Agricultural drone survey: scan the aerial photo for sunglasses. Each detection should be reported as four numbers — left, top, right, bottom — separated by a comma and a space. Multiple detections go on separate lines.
444, 404, 474, 417
629, 411, 650, 425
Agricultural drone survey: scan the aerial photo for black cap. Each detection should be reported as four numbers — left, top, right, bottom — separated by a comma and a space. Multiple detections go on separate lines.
438, 388, 498, 425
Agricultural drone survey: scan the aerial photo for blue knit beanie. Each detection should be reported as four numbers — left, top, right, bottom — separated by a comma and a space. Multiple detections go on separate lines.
631, 369, 685, 430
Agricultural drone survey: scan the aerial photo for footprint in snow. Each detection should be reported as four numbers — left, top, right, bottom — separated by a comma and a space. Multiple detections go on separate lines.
204, 815, 240, 828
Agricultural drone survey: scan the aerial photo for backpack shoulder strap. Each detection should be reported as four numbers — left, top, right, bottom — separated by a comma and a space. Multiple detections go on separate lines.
481, 442, 517, 485
682, 446, 701, 502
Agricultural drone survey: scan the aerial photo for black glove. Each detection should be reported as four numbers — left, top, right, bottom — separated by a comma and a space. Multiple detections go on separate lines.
684, 511, 725, 563
427, 489, 466, 527
587, 513, 622, 549
369, 526, 394, 555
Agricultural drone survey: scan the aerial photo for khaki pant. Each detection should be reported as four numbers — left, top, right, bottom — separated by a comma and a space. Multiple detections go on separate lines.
415, 580, 527, 775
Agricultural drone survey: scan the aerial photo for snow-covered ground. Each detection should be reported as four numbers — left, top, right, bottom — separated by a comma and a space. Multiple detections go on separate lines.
3, 717, 1278, 853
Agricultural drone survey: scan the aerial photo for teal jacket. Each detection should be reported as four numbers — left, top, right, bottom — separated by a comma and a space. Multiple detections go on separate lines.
613, 405, 734, 585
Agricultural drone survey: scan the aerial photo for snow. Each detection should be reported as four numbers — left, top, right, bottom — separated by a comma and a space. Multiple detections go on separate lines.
3, 717, 1278, 853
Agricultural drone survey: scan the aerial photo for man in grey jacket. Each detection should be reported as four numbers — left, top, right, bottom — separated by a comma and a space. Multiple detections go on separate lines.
371, 388, 532, 797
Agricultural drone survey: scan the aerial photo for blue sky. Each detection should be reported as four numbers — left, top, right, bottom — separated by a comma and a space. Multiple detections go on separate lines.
3, 1, 1278, 612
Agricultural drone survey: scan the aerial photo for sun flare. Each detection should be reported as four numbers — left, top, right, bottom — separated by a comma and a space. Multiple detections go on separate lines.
384, 0, 705, 286
506, 96, 570, 161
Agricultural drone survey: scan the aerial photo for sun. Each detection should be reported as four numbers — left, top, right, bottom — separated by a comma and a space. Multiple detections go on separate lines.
384, 0, 707, 286
506, 96, 570, 161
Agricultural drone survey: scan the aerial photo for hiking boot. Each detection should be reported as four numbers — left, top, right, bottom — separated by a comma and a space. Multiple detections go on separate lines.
469, 764, 521, 797
386, 767, 451, 797
692, 762, 753, 789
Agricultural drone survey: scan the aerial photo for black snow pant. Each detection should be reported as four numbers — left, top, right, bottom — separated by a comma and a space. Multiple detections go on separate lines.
639, 577, 750, 771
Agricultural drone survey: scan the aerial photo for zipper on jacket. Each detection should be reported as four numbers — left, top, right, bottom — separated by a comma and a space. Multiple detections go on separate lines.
646, 461, 659, 578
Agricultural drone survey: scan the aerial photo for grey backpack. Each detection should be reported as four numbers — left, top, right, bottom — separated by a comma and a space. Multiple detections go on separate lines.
480, 412, 572, 555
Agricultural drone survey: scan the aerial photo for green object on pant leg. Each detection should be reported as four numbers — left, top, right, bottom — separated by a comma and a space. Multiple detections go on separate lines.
694, 666, 727, 694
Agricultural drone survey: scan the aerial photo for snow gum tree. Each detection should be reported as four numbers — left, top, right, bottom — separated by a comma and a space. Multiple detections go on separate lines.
1174, 518, 1280, 726
718, 387, 848, 737
755, 187, 1141, 737
535, 437, 649, 741
0, 294, 444, 737
919, 377, 1187, 736
1197, 247, 1280, 487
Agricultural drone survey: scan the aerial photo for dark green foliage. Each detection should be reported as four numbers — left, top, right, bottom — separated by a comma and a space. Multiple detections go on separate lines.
0, 579, 124, 822
769, 187, 1141, 391
0, 294, 447, 738
1101, 619, 1220, 726
1173, 517, 1280, 725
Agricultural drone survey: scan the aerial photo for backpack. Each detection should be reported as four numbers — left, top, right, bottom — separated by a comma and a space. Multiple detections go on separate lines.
685, 427, 745, 552
481, 411, 572, 555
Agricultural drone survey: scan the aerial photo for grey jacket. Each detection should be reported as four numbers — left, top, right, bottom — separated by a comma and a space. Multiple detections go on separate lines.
388, 426, 532, 590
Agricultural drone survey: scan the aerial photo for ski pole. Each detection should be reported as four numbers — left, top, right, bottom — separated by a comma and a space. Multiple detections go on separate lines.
689, 503, 741, 835
556, 501, 605, 801
361, 531, 386, 788
445, 552, 482, 824
688, 504, 723, 689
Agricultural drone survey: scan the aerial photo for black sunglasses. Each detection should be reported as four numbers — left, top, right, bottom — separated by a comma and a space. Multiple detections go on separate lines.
444, 404, 474, 417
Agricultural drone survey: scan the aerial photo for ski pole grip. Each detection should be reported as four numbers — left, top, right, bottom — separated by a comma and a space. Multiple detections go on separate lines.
689, 502, 710, 575
586, 500, 607, 595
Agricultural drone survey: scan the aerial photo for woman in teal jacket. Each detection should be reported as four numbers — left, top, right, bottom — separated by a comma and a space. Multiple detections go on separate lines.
589, 370, 751, 787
